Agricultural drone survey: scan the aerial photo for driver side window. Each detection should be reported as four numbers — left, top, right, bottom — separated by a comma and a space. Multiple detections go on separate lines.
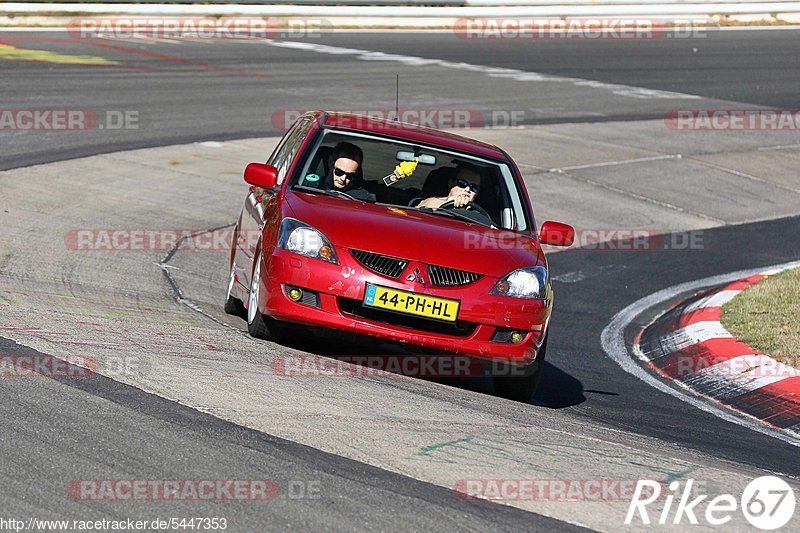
269, 117, 314, 186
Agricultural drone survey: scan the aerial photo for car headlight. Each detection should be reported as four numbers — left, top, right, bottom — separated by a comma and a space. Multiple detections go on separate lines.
490, 266, 548, 299
277, 218, 338, 264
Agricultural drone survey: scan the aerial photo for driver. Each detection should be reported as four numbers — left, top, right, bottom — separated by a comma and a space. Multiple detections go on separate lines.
417, 163, 481, 210
326, 142, 375, 202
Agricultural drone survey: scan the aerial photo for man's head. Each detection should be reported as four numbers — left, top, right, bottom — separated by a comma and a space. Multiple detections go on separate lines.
447, 163, 481, 203
329, 142, 363, 190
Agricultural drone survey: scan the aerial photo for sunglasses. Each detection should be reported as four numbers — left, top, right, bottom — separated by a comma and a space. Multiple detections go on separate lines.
333, 166, 358, 180
456, 179, 480, 193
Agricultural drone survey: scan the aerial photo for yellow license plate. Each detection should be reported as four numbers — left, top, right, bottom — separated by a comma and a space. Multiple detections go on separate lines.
363, 284, 460, 322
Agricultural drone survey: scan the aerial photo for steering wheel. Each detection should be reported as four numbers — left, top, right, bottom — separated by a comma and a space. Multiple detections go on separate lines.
438, 199, 493, 220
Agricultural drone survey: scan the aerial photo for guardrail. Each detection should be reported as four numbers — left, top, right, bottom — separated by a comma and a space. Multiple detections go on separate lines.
0, 0, 468, 4
2, 1, 799, 23
3, 0, 800, 4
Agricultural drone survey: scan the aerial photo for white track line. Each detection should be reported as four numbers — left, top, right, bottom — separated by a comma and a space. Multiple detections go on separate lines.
266, 40, 703, 101
601, 259, 800, 448
549, 154, 682, 172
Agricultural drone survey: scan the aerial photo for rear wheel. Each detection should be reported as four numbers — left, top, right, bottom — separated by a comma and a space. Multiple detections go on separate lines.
246, 249, 290, 343
493, 334, 547, 403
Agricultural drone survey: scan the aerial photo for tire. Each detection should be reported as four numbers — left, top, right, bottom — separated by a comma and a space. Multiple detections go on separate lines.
224, 259, 245, 317
246, 249, 290, 343
493, 334, 548, 403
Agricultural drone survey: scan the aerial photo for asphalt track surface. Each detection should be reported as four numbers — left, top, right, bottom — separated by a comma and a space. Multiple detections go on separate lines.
2, 29, 800, 169
1, 29, 800, 531
0, 335, 581, 532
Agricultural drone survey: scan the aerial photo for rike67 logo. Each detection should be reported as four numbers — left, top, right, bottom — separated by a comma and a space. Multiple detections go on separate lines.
626, 476, 796, 530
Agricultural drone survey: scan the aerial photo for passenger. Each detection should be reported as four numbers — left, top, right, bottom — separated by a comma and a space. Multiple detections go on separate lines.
326, 142, 375, 202
417, 163, 481, 210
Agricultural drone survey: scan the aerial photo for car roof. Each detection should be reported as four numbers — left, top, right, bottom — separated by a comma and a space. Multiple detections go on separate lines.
317, 112, 509, 161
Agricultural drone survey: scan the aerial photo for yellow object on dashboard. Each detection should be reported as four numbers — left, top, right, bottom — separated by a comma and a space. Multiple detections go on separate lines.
396, 159, 418, 178
383, 157, 419, 186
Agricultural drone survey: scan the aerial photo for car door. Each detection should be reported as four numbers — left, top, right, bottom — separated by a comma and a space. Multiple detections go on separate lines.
236, 116, 316, 292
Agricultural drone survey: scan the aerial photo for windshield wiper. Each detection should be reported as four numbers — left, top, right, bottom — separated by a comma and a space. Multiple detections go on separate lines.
296, 186, 359, 201
416, 206, 494, 228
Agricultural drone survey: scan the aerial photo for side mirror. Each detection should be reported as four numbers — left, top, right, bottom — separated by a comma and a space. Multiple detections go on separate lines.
539, 221, 575, 247
244, 163, 279, 189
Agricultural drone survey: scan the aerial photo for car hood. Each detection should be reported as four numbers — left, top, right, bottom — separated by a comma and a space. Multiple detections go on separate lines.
285, 190, 544, 278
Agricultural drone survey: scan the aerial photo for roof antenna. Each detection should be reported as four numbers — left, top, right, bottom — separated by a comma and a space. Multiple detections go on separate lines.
394, 74, 399, 121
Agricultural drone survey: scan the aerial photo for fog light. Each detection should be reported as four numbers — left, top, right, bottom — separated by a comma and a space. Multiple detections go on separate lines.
288, 287, 303, 301
491, 328, 528, 344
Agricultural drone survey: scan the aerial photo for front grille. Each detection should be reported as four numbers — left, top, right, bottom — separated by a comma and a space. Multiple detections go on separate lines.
350, 249, 408, 279
338, 298, 477, 337
427, 265, 482, 287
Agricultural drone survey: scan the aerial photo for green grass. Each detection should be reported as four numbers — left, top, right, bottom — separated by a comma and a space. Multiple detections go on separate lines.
722, 267, 800, 368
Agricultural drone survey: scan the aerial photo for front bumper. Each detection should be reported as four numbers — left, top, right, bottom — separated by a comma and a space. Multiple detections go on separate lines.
258, 247, 550, 364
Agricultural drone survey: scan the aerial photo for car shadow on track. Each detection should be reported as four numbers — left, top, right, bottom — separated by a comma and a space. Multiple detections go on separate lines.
531, 362, 586, 408
433, 362, 586, 408
275, 327, 587, 408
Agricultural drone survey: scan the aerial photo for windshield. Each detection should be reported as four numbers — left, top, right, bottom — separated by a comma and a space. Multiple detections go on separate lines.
291, 130, 529, 231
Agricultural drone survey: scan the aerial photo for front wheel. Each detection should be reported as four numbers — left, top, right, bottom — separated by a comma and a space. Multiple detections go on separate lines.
246, 249, 290, 343
224, 260, 245, 317
493, 334, 547, 403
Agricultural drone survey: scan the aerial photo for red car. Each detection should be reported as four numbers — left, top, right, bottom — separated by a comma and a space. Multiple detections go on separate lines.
225, 111, 574, 401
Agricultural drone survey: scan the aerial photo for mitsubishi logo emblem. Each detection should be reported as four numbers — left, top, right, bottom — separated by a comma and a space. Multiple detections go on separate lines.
406, 268, 426, 286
